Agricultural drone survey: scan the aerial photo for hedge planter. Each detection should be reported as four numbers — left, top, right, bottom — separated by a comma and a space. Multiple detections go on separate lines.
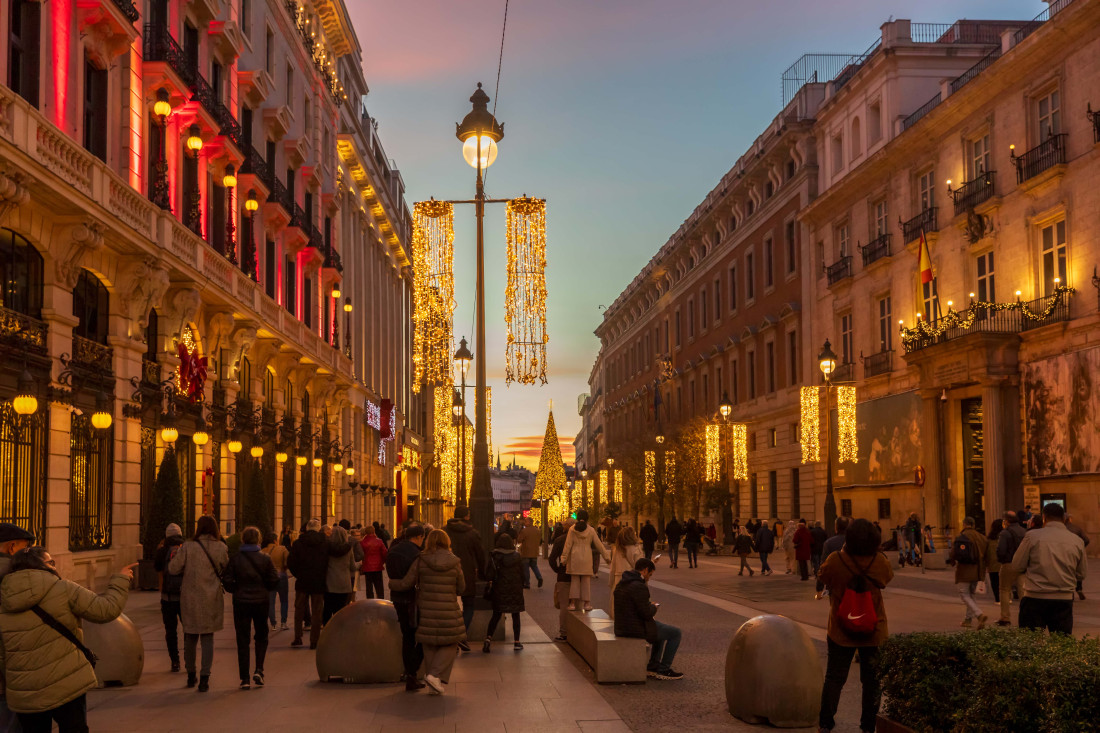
879, 629, 1100, 732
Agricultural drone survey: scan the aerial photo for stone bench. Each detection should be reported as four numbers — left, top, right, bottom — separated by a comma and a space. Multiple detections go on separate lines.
564, 609, 648, 684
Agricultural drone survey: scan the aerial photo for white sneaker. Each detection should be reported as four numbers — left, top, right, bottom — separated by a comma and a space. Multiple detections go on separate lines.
280, 622, 289, 630
424, 674, 444, 695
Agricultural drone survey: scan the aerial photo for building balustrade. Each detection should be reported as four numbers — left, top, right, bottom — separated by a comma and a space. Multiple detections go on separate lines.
825, 255, 852, 286
241, 146, 274, 190
901, 290, 1073, 354
0, 306, 49, 355
860, 233, 891, 267
1013, 133, 1066, 183
861, 350, 893, 378
902, 93, 942, 131
951, 171, 996, 216
901, 207, 937, 244
111, 0, 140, 23
832, 362, 855, 383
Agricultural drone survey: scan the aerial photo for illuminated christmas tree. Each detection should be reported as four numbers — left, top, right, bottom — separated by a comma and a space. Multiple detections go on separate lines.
534, 410, 566, 500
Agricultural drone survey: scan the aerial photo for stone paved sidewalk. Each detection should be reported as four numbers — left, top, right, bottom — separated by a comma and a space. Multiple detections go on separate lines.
87, 591, 629, 733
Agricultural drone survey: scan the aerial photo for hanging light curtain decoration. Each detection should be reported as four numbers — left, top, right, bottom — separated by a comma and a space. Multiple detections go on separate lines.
571, 481, 582, 508
614, 470, 624, 503
730, 423, 748, 480
435, 385, 456, 502
598, 470, 608, 508
664, 451, 676, 494
645, 451, 656, 495
412, 201, 456, 392
705, 424, 720, 482
505, 196, 548, 385
800, 386, 820, 463
837, 386, 858, 463
486, 386, 492, 459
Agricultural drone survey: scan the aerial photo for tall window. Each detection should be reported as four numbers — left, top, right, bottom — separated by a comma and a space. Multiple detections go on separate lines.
82, 56, 108, 162
764, 238, 774, 288
840, 314, 853, 365
183, 23, 199, 73
745, 252, 755, 301
713, 278, 721, 321
0, 228, 44, 316
922, 280, 939, 321
9, 1, 40, 107
238, 356, 252, 400
837, 223, 849, 257
265, 239, 277, 298
785, 221, 796, 274
1040, 220, 1067, 296
284, 256, 296, 315
731, 358, 739, 403
285, 64, 294, 105
1037, 89, 1061, 139
874, 199, 888, 237
976, 252, 995, 302
919, 169, 936, 211
700, 289, 708, 329
877, 296, 892, 352
969, 134, 991, 177
69, 412, 113, 551
787, 329, 798, 386
265, 28, 274, 73
241, 0, 251, 38
768, 471, 778, 518
765, 341, 776, 393
747, 349, 756, 399
72, 270, 109, 344
674, 310, 681, 347
663, 318, 669, 352
729, 265, 738, 311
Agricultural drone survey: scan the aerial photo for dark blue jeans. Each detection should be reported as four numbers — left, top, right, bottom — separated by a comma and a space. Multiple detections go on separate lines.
684, 543, 699, 567
17, 693, 87, 733
522, 557, 542, 585
819, 638, 879, 732
759, 551, 771, 573
461, 595, 476, 631
668, 543, 680, 567
268, 572, 288, 626
649, 620, 681, 671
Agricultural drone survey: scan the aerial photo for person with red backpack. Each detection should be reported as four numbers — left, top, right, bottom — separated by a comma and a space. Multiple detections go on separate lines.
816, 518, 893, 733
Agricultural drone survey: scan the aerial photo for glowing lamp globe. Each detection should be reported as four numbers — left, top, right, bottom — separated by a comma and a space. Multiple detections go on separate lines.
312, 457, 323, 468
192, 429, 210, 447
222, 164, 237, 188
91, 409, 112, 431
462, 135, 499, 169
13, 370, 37, 416
719, 392, 734, 419
161, 425, 179, 444
153, 89, 172, 119
331, 286, 341, 299
186, 125, 203, 153
245, 189, 259, 212
276, 451, 289, 463
818, 339, 839, 377
250, 445, 264, 458
343, 298, 352, 313
345, 463, 355, 477
296, 455, 308, 466
228, 439, 243, 454
333, 462, 343, 474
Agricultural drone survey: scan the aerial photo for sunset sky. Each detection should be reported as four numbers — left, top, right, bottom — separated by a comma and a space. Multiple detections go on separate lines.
350, 0, 1042, 470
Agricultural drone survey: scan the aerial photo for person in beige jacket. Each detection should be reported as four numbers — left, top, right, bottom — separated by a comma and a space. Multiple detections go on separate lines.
608, 527, 643, 619
561, 510, 611, 612
0, 546, 133, 731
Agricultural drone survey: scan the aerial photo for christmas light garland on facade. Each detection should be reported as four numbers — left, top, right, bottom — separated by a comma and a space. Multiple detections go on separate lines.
645, 451, 655, 495
505, 197, 548, 385
899, 285, 1075, 352
800, 386, 820, 463
730, 423, 748, 480
837, 386, 858, 463
412, 201, 456, 392
705, 424, 720, 482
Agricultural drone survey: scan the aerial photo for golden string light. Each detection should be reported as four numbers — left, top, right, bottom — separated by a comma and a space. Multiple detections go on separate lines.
900, 285, 1075, 351
664, 451, 676, 493
412, 201, 455, 392
571, 481, 582, 508
614, 470, 623, 503
800, 386, 820, 463
837, 386, 858, 464
505, 197, 548, 385
175, 326, 197, 393
486, 386, 492, 460
435, 384, 456, 503
534, 411, 566, 500
730, 423, 748, 480
705, 424, 720, 482
598, 470, 607, 507
645, 451, 656, 494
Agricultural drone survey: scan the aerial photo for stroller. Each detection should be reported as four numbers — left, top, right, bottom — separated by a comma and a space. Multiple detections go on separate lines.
703, 535, 720, 555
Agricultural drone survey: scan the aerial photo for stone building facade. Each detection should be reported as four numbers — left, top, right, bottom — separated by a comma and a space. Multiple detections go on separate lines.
0, 0, 420, 588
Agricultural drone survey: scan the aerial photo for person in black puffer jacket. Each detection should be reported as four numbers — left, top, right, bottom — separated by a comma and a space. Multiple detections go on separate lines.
683, 519, 703, 569
153, 523, 186, 672
613, 558, 683, 680
287, 519, 330, 648
483, 534, 525, 653
444, 507, 487, 646
222, 526, 278, 689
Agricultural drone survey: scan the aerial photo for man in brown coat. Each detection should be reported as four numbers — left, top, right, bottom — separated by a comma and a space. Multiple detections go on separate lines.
516, 517, 543, 589
951, 516, 989, 629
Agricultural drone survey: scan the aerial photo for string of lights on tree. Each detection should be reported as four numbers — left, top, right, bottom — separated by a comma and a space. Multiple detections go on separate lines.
837, 386, 858, 463
664, 452, 676, 493
571, 481, 583, 508
644, 451, 656, 495
705, 425, 720, 482
899, 284, 1075, 351
614, 470, 624, 503
505, 197, 548, 385
800, 386, 857, 465
533, 411, 566, 500
411, 201, 456, 392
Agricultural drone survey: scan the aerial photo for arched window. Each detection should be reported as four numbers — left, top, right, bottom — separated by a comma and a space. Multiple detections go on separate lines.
72, 270, 109, 344
285, 379, 294, 413
0, 228, 44, 317
239, 356, 252, 400
264, 367, 275, 405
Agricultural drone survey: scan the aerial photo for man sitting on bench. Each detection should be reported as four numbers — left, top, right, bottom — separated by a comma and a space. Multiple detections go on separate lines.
613, 558, 683, 680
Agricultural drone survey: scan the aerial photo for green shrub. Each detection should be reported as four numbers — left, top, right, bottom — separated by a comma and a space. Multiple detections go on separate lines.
143, 447, 184, 558
880, 630, 1100, 732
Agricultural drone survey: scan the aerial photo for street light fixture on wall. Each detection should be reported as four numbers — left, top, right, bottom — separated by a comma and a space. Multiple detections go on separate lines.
152, 89, 173, 211
12, 368, 39, 417
185, 125, 203, 236
343, 298, 352, 359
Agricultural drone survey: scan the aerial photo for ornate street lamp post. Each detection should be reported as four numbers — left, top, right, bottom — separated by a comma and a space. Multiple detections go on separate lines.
718, 391, 734, 542
818, 339, 839, 534
330, 284, 341, 349
343, 298, 352, 359
223, 164, 238, 264
185, 125, 203, 236
152, 89, 172, 210
243, 189, 259, 279
453, 336, 472, 507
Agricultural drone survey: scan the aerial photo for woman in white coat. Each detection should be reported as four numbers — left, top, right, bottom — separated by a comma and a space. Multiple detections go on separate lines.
561, 510, 611, 612
608, 526, 643, 619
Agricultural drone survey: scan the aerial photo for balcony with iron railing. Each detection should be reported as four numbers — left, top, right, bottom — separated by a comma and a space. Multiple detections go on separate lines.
0, 306, 49, 356
832, 362, 855, 383
951, 171, 995, 216
1092, 106, 1100, 144
901, 289, 1073, 354
69, 335, 114, 375
1013, 0, 1076, 47
241, 145, 274, 190
143, 23, 192, 85
289, 203, 309, 232
112, 0, 140, 23
826, 255, 853, 287
862, 350, 894, 378
861, 233, 891, 267
901, 207, 938, 244
902, 93, 942, 131
1013, 134, 1066, 183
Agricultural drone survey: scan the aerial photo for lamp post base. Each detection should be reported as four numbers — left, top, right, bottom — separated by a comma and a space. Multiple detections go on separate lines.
469, 464, 495, 544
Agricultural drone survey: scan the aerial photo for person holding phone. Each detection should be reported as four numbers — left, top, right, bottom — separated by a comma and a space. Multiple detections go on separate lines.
613, 558, 683, 680
0, 546, 134, 732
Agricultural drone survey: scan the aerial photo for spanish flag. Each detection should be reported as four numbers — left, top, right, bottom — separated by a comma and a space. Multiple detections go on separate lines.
918, 229, 934, 285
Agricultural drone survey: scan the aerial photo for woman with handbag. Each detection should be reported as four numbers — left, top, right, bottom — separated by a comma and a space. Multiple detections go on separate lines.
168, 515, 229, 692
389, 529, 466, 695
0, 546, 133, 733
223, 527, 279, 690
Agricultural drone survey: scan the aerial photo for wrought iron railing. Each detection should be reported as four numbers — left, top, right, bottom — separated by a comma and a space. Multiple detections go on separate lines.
902, 93, 942, 131
832, 362, 855, 383
71, 335, 114, 374
861, 233, 891, 267
0, 306, 48, 355
901, 207, 938, 243
187, 73, 240, 147
112, 0, 140, 23
69, 411, 113, 551
862, 350, 893, 378
289, 203, 309, 231
950, 47, 1002, 94
832, 38, 881, 93
909, 22, 1005, 45
141, 358, 160, 385
1013, 134, 1066, 183
902, 290, 1073, 354
324, 248, 343, 272
0, 403, 48, 547
283, 0, 344, 104
1013, 0, 1075, 46
241, 146, 274, 190
826, 256, 852, 286
142, 24, 192, 85
1093, 107, 1100, 144
270, 177, 291, 213
952, 171, 995, 216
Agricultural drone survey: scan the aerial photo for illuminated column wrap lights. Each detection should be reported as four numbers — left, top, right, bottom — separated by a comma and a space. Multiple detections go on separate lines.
664, 452, 676, 493
598, 470, 607, 507
434, 386, 456, 502
705, 424, 720, 482
571, 482, 582, 508
730, 423, 748, 480
504, 197, 548, 385
837, 386, 858, 464
800, 386, 820, 463
412, 201, 455, 392
614, 470, 623, 504
644, 451, 656, 494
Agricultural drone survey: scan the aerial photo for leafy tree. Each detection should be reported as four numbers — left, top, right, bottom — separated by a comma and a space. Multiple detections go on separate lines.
144, 447, 184, 558
241, 458, 273, 538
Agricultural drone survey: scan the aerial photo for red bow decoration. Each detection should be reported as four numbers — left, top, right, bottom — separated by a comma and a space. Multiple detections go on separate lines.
177, 342, 208, 402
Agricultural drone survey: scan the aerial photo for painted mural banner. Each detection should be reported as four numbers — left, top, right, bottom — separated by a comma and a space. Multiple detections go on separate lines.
1024, 345, 1100, 476
833, 390, 923, 486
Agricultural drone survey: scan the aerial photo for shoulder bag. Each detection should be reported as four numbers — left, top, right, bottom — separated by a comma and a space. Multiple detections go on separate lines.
30, 605, 97, 668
